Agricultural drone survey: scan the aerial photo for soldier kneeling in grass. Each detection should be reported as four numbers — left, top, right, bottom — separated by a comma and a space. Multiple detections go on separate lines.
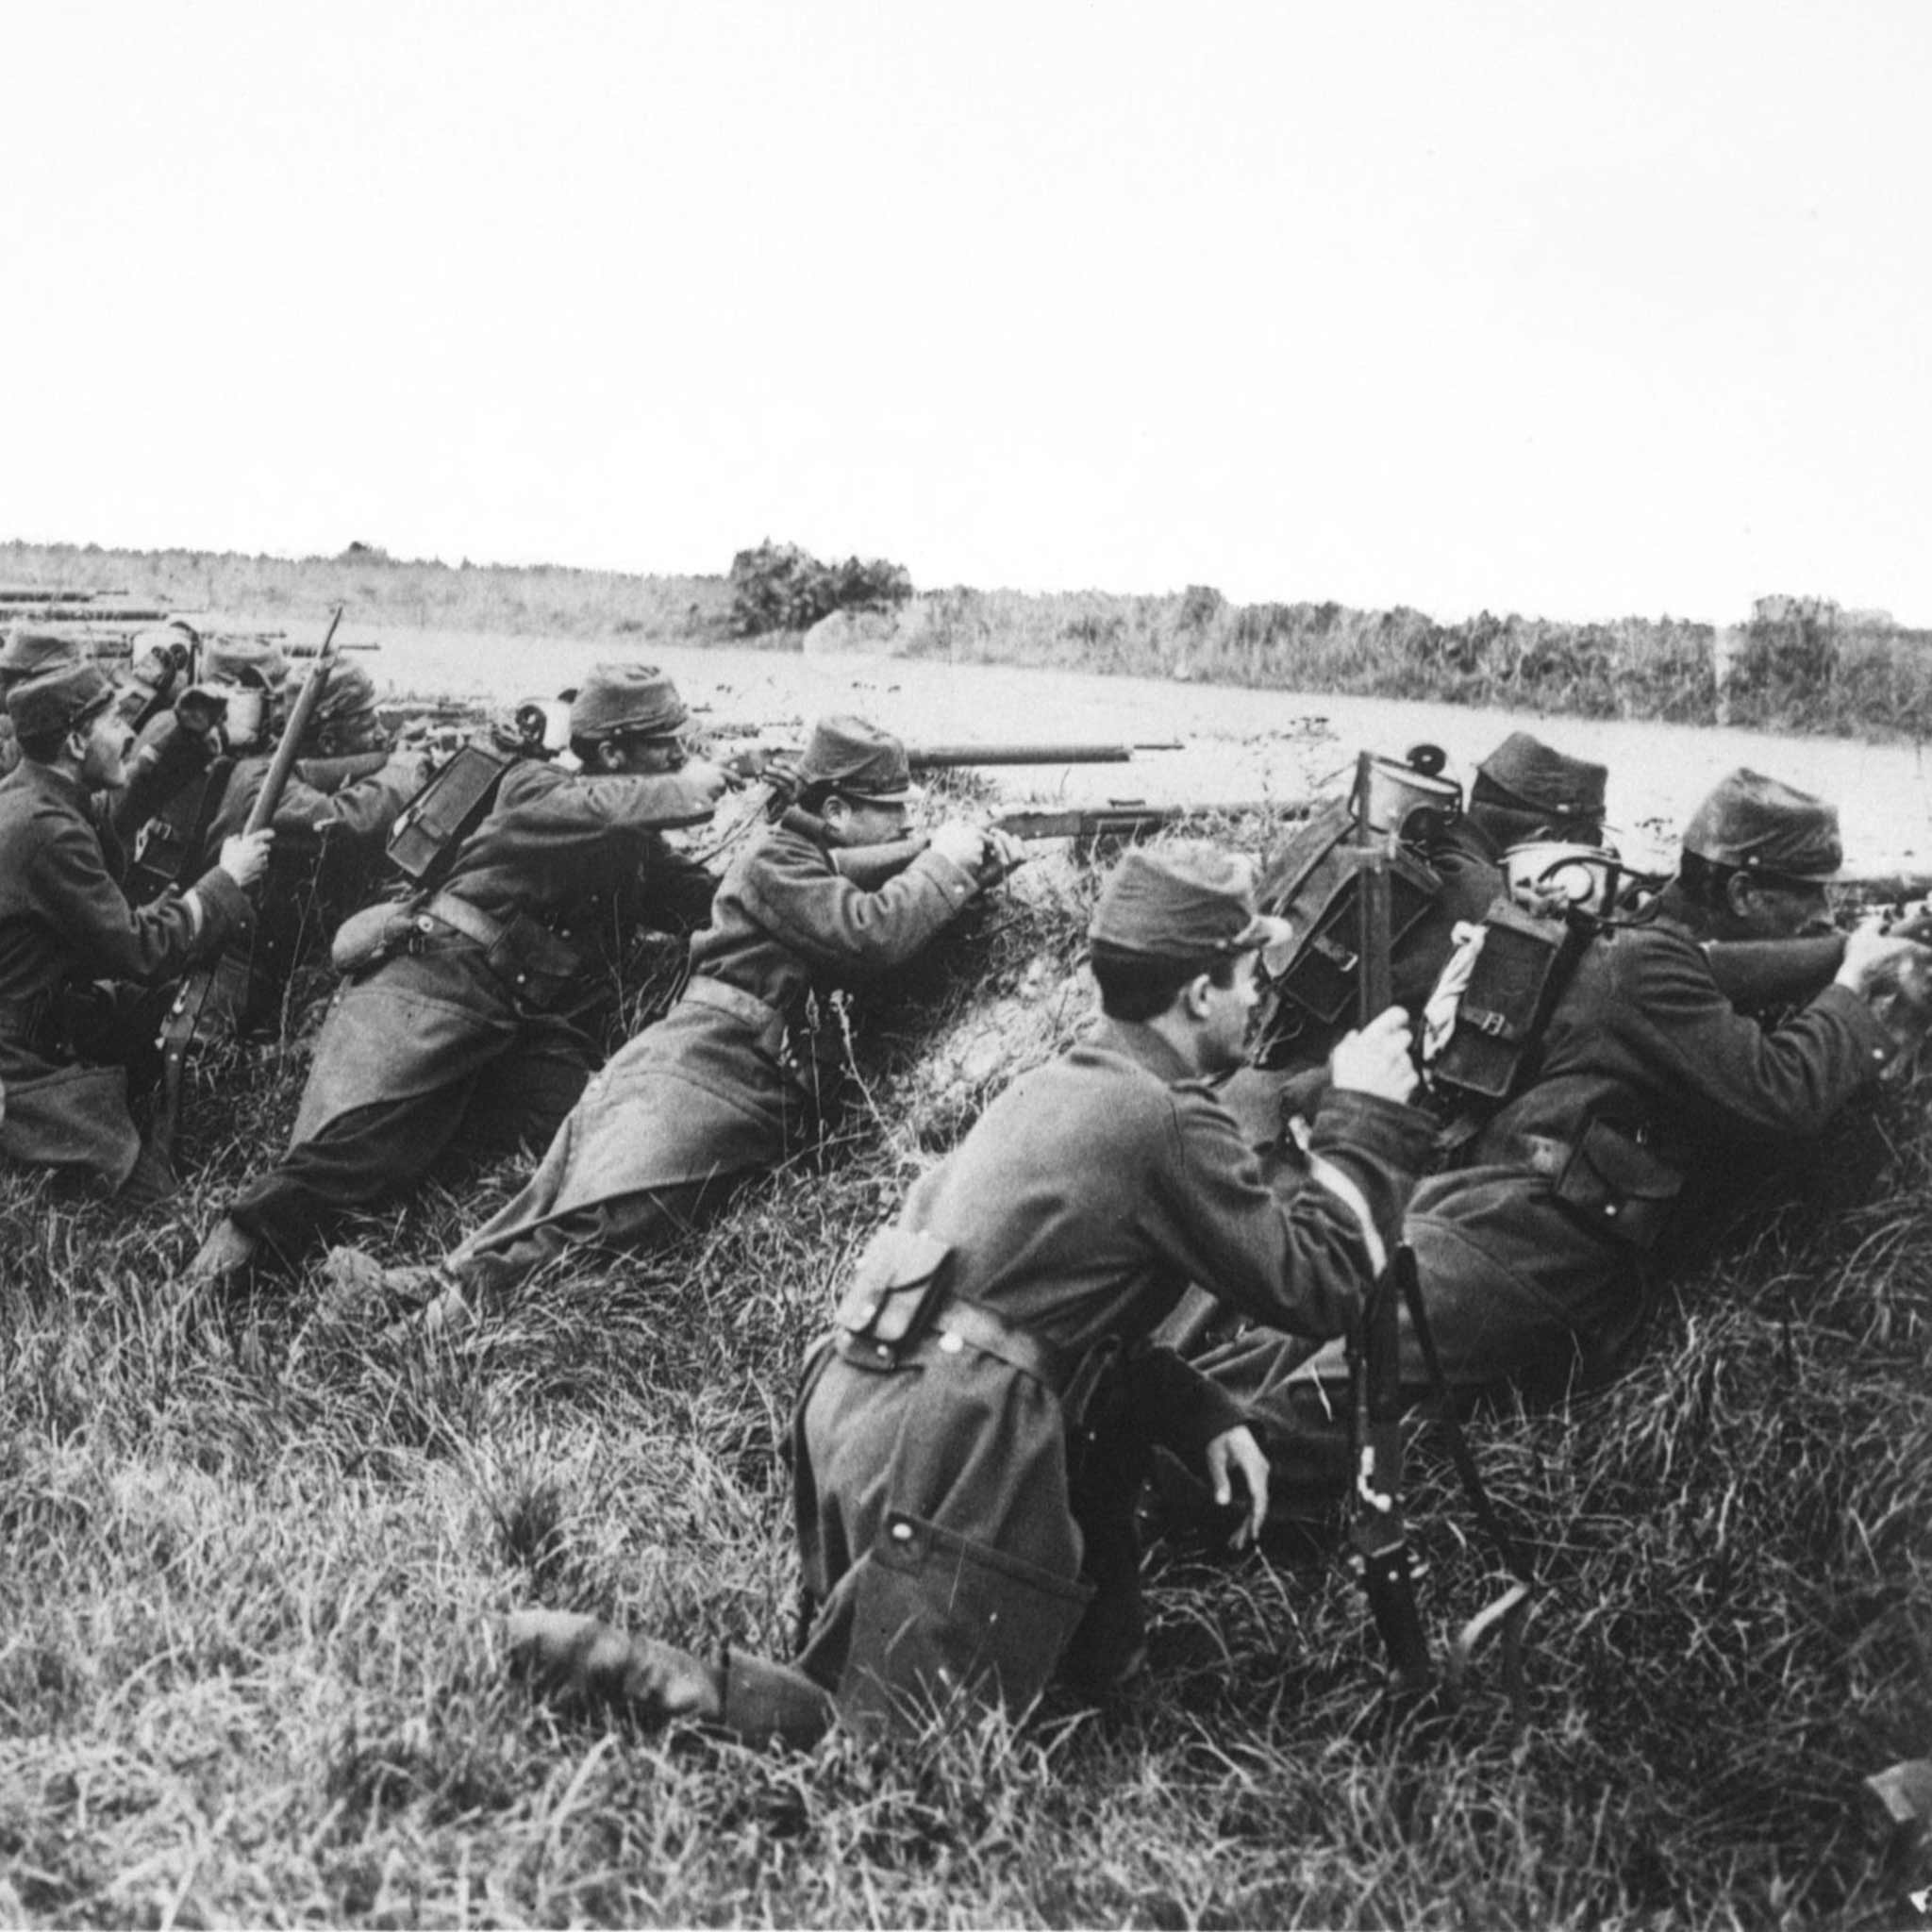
508, 842, 1432, 1742
0, 661, 272, 1202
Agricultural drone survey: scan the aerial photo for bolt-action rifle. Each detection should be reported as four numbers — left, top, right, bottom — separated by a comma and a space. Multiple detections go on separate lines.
991, 798, 1309, 843
148, 608, 344, 1172
750, 797, 1312, 892
0, 586, 127, 603
1340, 758, 1436, 1698
8, 604, 177, 624
1341, 745, 1539, 1713
698, 724, 1182, 769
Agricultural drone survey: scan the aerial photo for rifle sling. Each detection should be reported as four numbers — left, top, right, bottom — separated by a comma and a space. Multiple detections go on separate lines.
1393, 1249, 1537, 1593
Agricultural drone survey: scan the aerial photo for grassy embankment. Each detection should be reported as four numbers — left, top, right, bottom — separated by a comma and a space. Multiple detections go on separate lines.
7, 538, 1932, 741
3, 835, 1928, 1927
1, 538, 1928, 1925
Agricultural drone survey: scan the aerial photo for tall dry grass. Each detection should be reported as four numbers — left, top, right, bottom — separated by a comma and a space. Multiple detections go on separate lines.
3, 809, 1928, 1927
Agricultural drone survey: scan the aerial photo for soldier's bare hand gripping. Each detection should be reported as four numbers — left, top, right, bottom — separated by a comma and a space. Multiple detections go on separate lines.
1205, 1424, 1272, 1549
217, 828, 275, 891
1837, 925, 1932, 997
1328, 1006, 1419, 1106
675, 758, 731, 808
928, 821, 993, 871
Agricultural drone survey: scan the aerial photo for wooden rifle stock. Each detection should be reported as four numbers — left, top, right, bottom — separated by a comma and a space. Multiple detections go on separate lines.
149, 608, 344, 1171
993, 799, 1309, 843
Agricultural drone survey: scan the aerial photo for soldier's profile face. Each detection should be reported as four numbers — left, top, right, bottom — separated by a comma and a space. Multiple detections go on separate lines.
830, 796, 914, 846
1733, 874, 1833, 940
1199, 951, 1261, 1074
76, 708, 131, 791
611, 734, 687, 775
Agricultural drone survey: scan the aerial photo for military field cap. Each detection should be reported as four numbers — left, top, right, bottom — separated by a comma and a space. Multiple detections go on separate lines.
569, 662, 690, 741
299, 658, 386, 747
795, 713, 919, 802
202, 635, 290, 690
1682, 768, 1842, 881
1474, 732, 1607, 824
0, 625, 86, 682
1089, 841, 1294, 963
6, 660, 118, 739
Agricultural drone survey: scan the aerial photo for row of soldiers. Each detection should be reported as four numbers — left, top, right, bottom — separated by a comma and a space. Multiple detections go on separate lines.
3, 628, 1926, 1742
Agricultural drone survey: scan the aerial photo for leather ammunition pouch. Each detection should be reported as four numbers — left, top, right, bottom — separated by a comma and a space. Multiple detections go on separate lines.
833, 1225, 955, 1368
328, 888, 584, 1008
1257, 800, 1444, 1038
831, 1224, 1085, 1397
1552, 1119, 1684, 1251
386, 744, 515, 887
1430, 897, 1589, 1105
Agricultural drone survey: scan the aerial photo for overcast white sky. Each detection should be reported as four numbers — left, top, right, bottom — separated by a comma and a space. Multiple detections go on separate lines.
4, 2, 1927, 624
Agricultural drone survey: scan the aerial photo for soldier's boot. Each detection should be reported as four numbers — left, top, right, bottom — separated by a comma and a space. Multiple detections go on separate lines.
506, 1609, 724, 1726
186, 1216, 261, 1284
118, 1142, 183, 1209
322, 1247, 452, 1328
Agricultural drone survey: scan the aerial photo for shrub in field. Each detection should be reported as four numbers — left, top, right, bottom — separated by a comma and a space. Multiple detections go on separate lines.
725, 540, 913, 638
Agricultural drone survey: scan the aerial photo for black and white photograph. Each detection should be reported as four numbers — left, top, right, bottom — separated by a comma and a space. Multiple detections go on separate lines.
3, 4, 1930, 1925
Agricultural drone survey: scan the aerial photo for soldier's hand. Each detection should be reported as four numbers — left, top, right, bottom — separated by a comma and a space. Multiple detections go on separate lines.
1329, 1005, 1419, 1105
218, 828, 275, 891
1883, 901, 1932, 947
979, 828, 1028, 881
928, 821, 991, 871
677, 758, 731, 808
1205, 1424, 1271, 1549
1838, 926, 1932, 999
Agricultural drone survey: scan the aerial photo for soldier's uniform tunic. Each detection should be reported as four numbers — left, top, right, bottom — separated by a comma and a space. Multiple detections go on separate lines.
708, 1019, 1432, 1740
221, 759, 717, 1259
438, 813, 988, 1297
0, 758, 250, 1188
1197, 898, 1899, 1504
132, 741, 432, 1028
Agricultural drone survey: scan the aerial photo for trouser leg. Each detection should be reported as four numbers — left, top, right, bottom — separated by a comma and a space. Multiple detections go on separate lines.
227, 1087, 475, 1264
448, 1160, 729, 1301
454, 1022, 591, 1160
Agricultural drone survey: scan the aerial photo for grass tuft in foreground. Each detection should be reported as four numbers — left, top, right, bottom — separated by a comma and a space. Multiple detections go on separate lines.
3, 849, 1929, 1927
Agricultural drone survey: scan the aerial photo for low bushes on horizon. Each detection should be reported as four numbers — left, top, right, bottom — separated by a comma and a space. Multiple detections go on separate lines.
8, 539, 1932, 742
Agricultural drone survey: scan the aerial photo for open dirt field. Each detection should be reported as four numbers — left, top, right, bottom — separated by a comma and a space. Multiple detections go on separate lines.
265, 610, 1932, 880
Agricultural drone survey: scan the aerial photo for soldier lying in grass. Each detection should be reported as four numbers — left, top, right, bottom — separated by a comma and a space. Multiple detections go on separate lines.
508, 841, 1432, 1742
328, 714, 1025, 1331
1191, 768, 1932, 1515
187, 664, 728, 1286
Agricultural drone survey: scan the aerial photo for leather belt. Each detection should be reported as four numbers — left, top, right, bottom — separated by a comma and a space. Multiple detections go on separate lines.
419, 890, 506, 949
926, 1298, 1072, 1396
683, 974, 787, 1037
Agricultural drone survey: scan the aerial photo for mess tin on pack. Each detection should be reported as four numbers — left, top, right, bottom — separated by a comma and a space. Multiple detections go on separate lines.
1502, 841, 1625, 922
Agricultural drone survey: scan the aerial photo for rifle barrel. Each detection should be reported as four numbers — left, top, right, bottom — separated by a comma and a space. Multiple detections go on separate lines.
3, 605, 174, 623
908, 742, 1137, 769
